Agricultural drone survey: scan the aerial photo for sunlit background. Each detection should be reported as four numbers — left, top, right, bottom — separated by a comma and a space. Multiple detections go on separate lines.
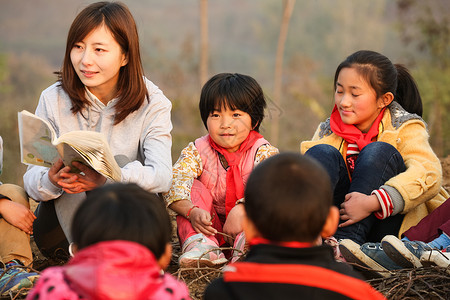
1, 0, 449, 185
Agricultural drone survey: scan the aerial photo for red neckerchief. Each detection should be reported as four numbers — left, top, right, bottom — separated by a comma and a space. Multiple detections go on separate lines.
330, 105, 385, 150
249, 237, 312, 248
209, 130, 263, 216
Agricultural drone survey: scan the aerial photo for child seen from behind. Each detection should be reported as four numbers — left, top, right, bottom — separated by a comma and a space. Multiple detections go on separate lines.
163, 73, 279, 268
204, 153, 385, 299
27, 183, 190, 300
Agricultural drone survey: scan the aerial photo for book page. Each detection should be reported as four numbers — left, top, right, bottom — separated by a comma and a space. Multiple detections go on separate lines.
56, 143, 90, 173
18, 110, 58, 168
56, 131, 122, 181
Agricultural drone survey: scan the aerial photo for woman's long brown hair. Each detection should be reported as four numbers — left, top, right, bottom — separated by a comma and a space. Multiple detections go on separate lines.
59, 1, 148, 124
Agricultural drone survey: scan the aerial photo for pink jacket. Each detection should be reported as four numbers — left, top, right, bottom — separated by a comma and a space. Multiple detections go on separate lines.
195, 135, 269, 216
27, 240, 190, 300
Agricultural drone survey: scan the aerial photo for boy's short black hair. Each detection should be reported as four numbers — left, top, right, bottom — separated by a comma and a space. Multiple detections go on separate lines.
244, 153, 332, 242
71, 183, 171, 259
199, 73, 267, 132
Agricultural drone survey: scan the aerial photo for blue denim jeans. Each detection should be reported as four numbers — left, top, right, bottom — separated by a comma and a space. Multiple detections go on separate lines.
305, 142, 406, 244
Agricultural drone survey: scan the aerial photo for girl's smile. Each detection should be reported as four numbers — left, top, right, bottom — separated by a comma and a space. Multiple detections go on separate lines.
335, 67, 385, 133
207, 108, 252, 153
80, 70, 98, 78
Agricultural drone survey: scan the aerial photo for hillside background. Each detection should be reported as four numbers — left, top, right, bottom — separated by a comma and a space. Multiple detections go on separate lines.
1, 0, 449, 185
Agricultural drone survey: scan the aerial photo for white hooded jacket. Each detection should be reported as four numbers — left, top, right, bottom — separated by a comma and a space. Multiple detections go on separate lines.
23, 77, 172, 240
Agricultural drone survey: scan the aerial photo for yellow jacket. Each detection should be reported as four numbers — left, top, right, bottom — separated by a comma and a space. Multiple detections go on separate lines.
301, 102, 449, 236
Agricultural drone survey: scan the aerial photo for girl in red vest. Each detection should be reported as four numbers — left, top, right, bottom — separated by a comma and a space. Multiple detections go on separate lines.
163, 73, 278, 268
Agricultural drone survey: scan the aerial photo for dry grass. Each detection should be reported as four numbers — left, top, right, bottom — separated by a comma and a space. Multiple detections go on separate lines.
368, 266, 450, 299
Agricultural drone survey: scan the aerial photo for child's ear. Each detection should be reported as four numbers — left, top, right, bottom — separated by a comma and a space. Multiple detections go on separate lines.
69, 243, 78, 257
157, 243, 172, 270
242, 210, 261, 241
379, 92, 394, 108
320, 206, 340, 238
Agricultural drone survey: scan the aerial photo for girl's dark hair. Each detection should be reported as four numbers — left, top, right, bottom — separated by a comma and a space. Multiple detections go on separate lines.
199, 73, 267, 132
334, 50, 423, 116
59, 1, 148, 124
71, 183, 171, 259
245, 153, 332, 242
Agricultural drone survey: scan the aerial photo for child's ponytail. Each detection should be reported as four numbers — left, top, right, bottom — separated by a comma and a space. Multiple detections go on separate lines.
394, 64, 423, 117
335, 51, 424, 117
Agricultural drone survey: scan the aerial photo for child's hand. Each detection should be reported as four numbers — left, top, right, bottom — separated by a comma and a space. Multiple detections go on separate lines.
223, 204, 245, 245
339, 192, 381, 227
58, 162, 106, 194
190, 208, 217, 236
0, 199, 36, 234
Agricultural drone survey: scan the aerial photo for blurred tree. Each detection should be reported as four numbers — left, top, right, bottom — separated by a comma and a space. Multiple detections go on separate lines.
396, 0, 450, 156
271, 0, 295, 146
199, 0, 209, 87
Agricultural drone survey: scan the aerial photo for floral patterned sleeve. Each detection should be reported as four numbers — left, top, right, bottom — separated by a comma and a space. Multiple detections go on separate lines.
254, 144, 279, 166
162, 142, 203, 207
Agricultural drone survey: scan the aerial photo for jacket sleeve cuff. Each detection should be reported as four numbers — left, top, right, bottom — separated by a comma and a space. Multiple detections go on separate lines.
0, 193, 11, 218
381, 185, 404, 216
372, 189, 393, 219
0, 194, 11, 201
41, 171, 64, 196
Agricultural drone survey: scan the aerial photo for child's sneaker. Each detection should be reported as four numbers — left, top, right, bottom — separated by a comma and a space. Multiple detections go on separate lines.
0, 260, 39, 295
230, 232, 247, 263
179, 233, 228, 268
420, 246, 450, 273
381, 235, 431, 268
339, 239, 401, 278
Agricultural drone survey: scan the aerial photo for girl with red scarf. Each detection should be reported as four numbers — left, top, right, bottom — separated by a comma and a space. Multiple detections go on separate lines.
301, 51, 448, 269
163, 73, 278, 268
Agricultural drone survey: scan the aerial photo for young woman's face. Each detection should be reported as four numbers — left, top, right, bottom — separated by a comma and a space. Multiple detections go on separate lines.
334, 67, 384, 133
207, 106, 253, 153
70, 24, 128, 104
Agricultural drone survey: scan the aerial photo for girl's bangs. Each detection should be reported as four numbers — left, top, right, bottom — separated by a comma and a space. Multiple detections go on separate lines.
212, 96, 239, 112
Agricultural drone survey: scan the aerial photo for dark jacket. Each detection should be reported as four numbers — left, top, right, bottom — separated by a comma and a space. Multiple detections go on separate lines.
204, 243, 385, 300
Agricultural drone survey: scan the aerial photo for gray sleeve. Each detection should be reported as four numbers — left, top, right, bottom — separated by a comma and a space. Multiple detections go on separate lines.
381, 185, 404, 215
120, 87, 173, 193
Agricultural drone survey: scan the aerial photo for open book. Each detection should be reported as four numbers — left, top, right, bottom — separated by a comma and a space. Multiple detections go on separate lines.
18, 110, 121, 181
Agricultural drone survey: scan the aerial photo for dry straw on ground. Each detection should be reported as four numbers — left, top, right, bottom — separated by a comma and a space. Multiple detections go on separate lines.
368, 266, 450, 299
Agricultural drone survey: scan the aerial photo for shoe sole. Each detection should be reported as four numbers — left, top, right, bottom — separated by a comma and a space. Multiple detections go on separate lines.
381, 236, 421, 268
339, 240, 388, 278
179, 257, 228, 269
